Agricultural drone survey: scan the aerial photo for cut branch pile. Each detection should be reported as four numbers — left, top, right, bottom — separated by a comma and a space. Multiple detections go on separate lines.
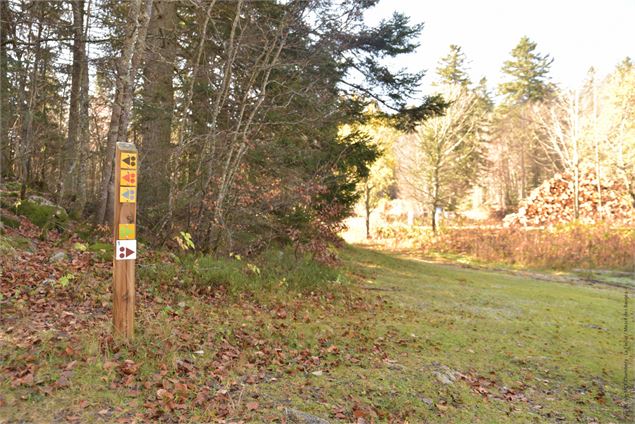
504, 167, 634, 227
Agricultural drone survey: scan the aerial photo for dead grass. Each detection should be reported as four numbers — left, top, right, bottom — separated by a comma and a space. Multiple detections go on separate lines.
425, 224, 635, 271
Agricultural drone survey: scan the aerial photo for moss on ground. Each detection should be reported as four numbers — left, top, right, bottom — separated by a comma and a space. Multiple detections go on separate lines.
0, 212, 20, 229
88, 242, 113, 261
14, 200, 68, 230
0, 233, 34, 254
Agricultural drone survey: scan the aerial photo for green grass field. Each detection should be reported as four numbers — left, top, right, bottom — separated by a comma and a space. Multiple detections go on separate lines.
1, 244, 633, 422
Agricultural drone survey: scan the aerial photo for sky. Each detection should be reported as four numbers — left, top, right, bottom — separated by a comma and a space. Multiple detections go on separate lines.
364, 0, 635, 96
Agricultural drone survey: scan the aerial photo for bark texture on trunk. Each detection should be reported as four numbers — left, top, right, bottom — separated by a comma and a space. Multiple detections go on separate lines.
59, 0, 88, 212
140, 0, 177, 221
0, 0, 11, 176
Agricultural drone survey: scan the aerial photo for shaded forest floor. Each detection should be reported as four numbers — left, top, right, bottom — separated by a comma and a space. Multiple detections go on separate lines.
1, 218, 634, 423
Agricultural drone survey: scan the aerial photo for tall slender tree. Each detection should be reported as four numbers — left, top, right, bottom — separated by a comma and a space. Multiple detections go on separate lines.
491, 36, 555, 207
58, 0, 90, 216
138, 0, 177, 224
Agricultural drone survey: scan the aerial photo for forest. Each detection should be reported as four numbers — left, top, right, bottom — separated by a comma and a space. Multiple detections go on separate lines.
0, 0, 634, 422
1, 0, 448, 259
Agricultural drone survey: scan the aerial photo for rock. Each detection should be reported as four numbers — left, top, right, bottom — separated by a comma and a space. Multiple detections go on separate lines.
285, 408, 331, 424
419, 396, 434, 406
49, 251, 68, 263
386, 362, 406, 371
433, 371, 454, 385
27, 195, 56, 207
429, 364, 458, 385
15, 196, 68, 229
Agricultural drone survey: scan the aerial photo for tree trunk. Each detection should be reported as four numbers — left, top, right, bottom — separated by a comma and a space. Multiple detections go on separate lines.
74, 1, 91, 217
431, 160, 440, 234
0, 0, 11, 177
58, 0, 86, 209
431, 204, 437, 234
140, 0, 176, 223
364, 182, 371, 239
592, 80, 602, 219
572, 90, 580, 219
19, 21, 43, 199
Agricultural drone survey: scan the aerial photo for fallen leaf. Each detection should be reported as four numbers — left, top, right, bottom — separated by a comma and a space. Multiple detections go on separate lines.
103, 361, 118, 371
157, 388, 173, 400
119, 360, 139, 375
246, 401, 259, 411
435, 402, 448, 412
174, 382, 188, 396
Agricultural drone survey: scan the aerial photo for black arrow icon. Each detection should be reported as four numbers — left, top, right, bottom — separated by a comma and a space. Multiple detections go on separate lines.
123, 155, 136, 167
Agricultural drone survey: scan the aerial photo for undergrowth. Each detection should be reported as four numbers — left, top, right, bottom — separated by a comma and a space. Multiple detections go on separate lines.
374, 222, 635, 270
138, 247, 347, 296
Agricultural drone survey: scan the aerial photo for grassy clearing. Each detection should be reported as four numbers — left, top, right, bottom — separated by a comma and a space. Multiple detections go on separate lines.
1, 241, 633, 422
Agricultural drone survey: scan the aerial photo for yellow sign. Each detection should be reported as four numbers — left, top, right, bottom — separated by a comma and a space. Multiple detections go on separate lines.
120, 152, 137, 170
118, 224, 135, 240
120, 187, 136, 203
120, 170, 137, 187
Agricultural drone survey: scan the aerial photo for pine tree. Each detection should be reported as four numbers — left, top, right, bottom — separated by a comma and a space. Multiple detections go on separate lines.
499, 36, 554, 104
436, 44, 470, 86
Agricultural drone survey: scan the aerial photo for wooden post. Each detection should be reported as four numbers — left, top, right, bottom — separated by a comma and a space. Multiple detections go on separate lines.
113, 142, 138, 340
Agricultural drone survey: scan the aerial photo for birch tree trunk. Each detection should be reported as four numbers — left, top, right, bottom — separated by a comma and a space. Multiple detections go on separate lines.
0, 0, 11, 177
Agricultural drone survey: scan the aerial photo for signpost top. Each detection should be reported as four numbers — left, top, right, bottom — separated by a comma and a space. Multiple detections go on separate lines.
116, 142, 137, 152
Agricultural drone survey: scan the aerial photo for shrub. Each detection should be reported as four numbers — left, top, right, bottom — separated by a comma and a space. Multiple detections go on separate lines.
88, 242, 113, 261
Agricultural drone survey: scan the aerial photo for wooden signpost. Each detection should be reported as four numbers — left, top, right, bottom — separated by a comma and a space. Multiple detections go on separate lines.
113, 142, 138, 339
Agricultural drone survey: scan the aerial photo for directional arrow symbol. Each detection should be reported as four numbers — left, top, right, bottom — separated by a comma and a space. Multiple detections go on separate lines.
120, 170, 137, 187
122, 172, 136, 184
116, 240, 136, 260
120, 188, 136, 203
121, 153, 137, 170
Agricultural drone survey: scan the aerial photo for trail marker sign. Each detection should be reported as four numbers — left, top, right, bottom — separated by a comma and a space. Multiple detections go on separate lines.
113, 142, 138, 340
120, 187, 136, 203
116, 240, 137, 260
120, 152, 137, 169
120, 170, 137, 187
118, 224, 135, 240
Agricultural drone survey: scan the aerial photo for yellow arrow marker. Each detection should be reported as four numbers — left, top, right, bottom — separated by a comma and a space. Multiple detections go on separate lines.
120, 170, 137, 187
118, 224, 135, 240
120, 187, 136, 203
120, 152, 137, 170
